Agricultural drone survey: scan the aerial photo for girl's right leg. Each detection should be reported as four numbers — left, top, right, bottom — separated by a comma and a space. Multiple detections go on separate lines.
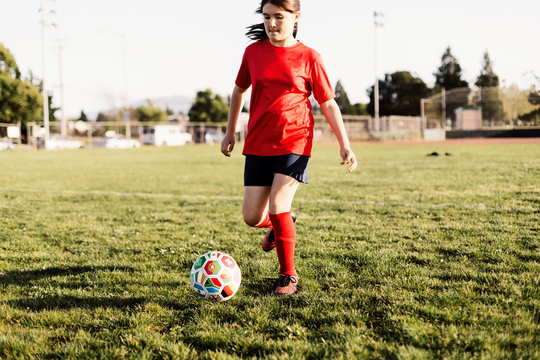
242, 186, 271, 227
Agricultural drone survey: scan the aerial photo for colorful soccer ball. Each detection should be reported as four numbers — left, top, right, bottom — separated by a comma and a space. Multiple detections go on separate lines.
190, 251, 241, 302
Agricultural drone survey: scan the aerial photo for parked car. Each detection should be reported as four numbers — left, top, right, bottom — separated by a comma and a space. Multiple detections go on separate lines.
141, 125, 192, 146
38, 135, 84, 150
204, 129, 225, 144
0, 139, 15, 151
93, 133, 141, 149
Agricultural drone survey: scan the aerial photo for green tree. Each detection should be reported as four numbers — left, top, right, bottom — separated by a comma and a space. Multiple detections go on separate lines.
352, 103, 368, 115
501, 85, 540, 125
475, 51, 503, 124
334, 80, 355, 115
367, 71, 431, 116
188, 89, 228, 123
433, 47, 469, 121
434, 47, 469, 91
46, 92, 59, 122
519, 108, 540, 125
27, 71, 58, 122
0, 43, 20, 78
0, 44, 42, 128
528, 91, 540, 105
96, 112, 110, 122
79, 110, 89, 122
475, 51, 499, 87
135, 99, 167, 122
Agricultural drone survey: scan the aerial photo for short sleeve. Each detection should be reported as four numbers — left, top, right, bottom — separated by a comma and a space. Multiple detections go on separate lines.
310, 55, 335, 104
235, 50, 251, 90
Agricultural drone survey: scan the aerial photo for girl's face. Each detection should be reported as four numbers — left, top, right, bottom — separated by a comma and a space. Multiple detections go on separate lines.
262, 3, 299, 47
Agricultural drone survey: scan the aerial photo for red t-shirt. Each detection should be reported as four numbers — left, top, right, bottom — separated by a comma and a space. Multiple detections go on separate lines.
235, 40, 335, 156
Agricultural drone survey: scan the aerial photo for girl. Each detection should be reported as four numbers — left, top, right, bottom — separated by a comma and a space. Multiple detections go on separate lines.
221, 0, 357, 295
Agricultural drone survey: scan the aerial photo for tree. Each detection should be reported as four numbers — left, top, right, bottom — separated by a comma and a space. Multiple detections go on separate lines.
47, 93, 59, 122
475, 51, 503, 124
433, 47, 470, 122
501, 84, 540, 125
188, 89, 228, 123
135, 99, 167, 122
79, 110, 89, 122
367, 71, 431, 116
334, 80, 355, 115
0, 44, 42, 128
475, 51, 499, 87
434, 47, 469, 91
352, 103, 368, 115
519, 108, 540, 125
96, 112, 110, 122
528, 91, 540, 105
27, 71, 58, 122
0, 43, 21, 78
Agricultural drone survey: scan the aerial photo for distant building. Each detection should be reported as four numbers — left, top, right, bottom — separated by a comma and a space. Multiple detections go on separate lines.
455, 107, 482, 130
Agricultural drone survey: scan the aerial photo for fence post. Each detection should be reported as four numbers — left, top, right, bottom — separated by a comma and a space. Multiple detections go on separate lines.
441, 87, 446, 129
420, 99, 425, 132
87, 125, 92, 146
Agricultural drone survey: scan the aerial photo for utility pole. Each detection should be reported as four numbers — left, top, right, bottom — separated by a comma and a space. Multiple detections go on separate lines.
420, 98, 425, 132
39, 0, 50, 146
441, 87, 446, 129
55, 4, 67, 138
373, 11, 384, 132
39, 0, 59, 147
121, 35, 130, 140
58, 40, 67, 137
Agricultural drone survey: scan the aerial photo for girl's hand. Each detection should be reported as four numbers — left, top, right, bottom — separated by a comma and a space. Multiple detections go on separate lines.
221, 133, 235, 157
340, 147, 357, 172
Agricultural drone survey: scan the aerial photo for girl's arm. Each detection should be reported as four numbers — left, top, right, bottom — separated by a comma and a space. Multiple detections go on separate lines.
319, 98, 358, 172
221, 85, 248, 157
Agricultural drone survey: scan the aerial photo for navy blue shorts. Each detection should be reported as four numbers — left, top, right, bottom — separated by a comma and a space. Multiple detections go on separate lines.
244, 154, 310, 186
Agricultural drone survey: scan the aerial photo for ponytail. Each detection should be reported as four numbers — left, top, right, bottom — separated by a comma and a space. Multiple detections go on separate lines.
246, 23, 268, 41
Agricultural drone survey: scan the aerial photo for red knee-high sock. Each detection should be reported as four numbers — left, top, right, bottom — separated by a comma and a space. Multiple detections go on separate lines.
254, 213, 272, 228
269, 212, 297, 277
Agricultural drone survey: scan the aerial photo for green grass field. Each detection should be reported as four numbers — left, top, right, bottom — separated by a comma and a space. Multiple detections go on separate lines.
0, 143, 538, 359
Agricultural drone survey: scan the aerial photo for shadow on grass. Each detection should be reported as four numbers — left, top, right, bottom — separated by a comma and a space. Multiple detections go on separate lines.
0, 265, 136, 286
1, 264, 204, 312
241, 276, 277, 297
7, 295, 147, 311
8, 294, 195, 312
362, 294, 409, 343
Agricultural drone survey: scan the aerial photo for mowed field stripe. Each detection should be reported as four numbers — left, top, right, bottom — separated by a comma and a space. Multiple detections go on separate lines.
1, 187, 534, 213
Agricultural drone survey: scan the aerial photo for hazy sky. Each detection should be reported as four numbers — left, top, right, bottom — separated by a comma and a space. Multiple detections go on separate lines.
1, 0, 539, 117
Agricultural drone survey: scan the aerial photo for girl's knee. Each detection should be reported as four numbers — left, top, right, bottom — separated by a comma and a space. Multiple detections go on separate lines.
243, 213, 260, 227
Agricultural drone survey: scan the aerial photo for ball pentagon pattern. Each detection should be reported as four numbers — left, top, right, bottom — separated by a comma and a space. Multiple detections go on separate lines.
190, 251, 241, 302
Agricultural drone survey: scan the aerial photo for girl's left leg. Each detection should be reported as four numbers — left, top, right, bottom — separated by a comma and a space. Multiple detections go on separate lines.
269, 174, 300, 294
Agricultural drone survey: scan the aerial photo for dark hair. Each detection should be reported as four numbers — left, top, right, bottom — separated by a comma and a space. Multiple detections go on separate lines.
246, 0, 300, 41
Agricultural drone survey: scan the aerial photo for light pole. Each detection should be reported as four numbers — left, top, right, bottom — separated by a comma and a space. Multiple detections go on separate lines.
58, 39, 67, 137
54, 4, 67, 138
373, 11, 384, 132
39, 0, 52, 146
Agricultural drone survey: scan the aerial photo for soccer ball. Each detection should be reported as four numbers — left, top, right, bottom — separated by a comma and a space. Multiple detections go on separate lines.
190, 251, 241, 302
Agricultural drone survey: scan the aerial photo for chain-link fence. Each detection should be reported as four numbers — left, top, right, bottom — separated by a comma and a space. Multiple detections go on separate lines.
313, 115, 372, 142
421, 86, 540, 130
23, 89, 540, 149
25, 114, 426, 148
26, 119, 232, 149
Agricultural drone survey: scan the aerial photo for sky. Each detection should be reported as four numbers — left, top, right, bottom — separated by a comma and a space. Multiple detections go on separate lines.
1, 0, 539, 118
